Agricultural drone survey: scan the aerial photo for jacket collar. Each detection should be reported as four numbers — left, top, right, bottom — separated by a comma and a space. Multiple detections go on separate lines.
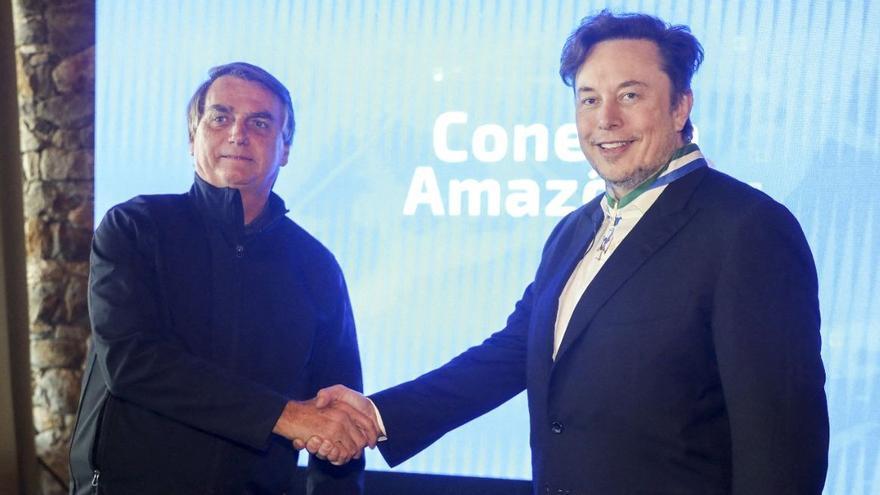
188, 174, 288, 236
550, 165, 708, 367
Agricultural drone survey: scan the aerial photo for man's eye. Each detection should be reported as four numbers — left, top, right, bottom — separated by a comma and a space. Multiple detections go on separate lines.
211, 115, 228, 123
621, 92, 638, 101
252, 120, 269, 129
581, 97, 598, 106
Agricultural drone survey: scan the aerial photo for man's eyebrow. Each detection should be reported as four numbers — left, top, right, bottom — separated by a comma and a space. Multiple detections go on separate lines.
206, 104, 232, 113
577, 80, 648, 93
618, 80, 647, 90
205, 105, 275, 121
247, 111, 275, 120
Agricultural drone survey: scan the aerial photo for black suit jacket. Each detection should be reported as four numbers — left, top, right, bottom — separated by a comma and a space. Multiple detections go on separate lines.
372, 166, 828, 494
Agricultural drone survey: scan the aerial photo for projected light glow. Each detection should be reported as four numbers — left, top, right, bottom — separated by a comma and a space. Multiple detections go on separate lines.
401, 112, 603, 217
97, 1, 880, 492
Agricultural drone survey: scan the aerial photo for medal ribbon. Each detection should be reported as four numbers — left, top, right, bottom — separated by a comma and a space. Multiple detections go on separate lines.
595, 143, 707, 260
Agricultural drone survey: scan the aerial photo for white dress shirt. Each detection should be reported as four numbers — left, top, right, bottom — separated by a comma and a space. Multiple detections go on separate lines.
553, 147, 705, 359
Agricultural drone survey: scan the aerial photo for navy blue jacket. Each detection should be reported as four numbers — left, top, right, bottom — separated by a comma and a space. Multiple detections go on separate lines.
69, 176, 364, 494
372, 166, 828, 495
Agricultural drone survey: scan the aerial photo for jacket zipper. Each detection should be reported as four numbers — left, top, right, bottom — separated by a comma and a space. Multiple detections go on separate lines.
69, 354, 98, 493
90, 469, 100, 493
88, 394, 112, 494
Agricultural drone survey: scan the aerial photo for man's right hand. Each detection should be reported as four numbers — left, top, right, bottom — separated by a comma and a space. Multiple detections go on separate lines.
315, 384, 374, 414
292, 385, 384, 464
272, 398, 378, 465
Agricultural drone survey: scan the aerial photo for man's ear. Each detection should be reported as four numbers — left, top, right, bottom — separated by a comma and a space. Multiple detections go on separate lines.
673, 90, 694, 132
280, 144, 290, 167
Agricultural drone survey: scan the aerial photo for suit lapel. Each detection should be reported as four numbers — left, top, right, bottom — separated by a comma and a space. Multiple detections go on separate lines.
532, 200, 605, 382
551, 167, 708, 367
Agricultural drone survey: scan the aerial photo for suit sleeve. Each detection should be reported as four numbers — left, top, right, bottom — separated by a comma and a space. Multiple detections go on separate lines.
712, 199, 829, 494
370, 282, 532, 467
303, 266, 365, 494
88, 205, 288, 450
365, 209, 584, 467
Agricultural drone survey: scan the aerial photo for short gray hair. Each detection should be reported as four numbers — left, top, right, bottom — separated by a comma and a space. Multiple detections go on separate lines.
187, 62, 295, 145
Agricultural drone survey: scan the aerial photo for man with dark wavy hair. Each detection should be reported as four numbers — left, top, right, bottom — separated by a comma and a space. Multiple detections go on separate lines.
311, 10, 829, 495
68, 62, 378, 494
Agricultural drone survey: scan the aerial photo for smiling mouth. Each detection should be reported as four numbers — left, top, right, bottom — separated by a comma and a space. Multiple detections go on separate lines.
595, 140, 636, 150
220, 154, 254, 162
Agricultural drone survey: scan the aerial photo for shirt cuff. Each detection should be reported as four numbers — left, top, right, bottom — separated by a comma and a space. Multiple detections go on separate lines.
366, 397, 388, 442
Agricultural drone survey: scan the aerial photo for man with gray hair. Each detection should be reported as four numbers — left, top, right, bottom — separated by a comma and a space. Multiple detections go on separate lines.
68, 62, 378, 494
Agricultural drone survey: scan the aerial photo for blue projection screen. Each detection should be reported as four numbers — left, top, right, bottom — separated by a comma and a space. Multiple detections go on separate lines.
96, 1, 879, 491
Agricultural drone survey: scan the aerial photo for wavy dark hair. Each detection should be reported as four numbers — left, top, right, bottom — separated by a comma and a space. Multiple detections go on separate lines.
559, 11, 704, 142
187, 62, 295, 145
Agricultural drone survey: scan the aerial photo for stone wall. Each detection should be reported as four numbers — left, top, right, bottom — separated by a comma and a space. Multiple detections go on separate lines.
12, 0, 95, 493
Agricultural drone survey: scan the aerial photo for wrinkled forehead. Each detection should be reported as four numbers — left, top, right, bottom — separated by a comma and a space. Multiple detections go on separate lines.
204, 76, 285, 114
574, 38, 666, 88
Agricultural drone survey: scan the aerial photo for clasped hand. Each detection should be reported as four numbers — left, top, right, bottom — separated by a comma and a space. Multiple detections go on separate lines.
273, 386, 379, 465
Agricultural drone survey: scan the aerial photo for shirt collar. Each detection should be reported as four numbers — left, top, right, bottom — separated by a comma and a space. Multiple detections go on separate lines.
601, 143, 705, 216
601, 185, 662, 217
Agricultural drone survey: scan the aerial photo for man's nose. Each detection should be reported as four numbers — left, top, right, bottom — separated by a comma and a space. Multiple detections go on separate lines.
597, 101, 622, 130
228, 120, 249, 145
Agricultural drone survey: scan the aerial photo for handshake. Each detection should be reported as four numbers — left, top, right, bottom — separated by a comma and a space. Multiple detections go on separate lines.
272, 385, 381, 465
